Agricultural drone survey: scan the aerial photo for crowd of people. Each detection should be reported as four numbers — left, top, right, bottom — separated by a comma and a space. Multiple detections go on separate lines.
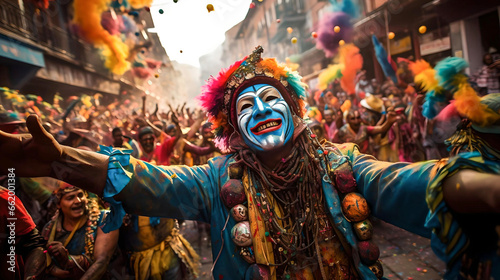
0, 48, 499, 280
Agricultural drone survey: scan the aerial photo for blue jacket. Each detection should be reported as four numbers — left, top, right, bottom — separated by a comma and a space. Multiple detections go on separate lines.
98, 144, 500, 279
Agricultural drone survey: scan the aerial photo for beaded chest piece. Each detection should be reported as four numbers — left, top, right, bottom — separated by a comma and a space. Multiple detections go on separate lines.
220, 128, 383, 280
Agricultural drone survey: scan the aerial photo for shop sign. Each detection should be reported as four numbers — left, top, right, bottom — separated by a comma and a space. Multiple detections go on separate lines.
420, 37, 451, 56
390, 36, 412, 55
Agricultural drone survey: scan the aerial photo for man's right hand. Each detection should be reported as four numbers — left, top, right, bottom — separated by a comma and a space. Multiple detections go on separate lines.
0, 115, 62, 177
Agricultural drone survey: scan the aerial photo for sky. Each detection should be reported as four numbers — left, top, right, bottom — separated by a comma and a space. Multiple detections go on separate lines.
150, 0, 252, 68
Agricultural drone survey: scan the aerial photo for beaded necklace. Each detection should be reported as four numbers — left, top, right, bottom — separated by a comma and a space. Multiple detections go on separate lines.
234, 125, 350, 279
224, 121, 384, 279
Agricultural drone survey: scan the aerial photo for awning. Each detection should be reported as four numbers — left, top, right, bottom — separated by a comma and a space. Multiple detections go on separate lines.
0, 36, 45, 67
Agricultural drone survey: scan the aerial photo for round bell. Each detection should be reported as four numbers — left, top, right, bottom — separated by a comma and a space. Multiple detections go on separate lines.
240, 247, 255, 264
245, 264, 270, 280
231, 204, 248, 222
341, 193, 370, 222
220, 179, 246, 208
353, 220, 373, 240
231, 221, 253, 247
368, 260, 384, 279
228, 163, 244, 179
358, 240, 380, 265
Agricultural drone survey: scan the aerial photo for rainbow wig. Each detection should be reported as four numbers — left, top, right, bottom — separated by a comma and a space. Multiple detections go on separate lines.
198, 46, 308, 153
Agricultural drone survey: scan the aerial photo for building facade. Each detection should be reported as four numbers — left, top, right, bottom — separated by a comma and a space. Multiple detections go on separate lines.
222, 0, 500, 88
0, 0, 174, 106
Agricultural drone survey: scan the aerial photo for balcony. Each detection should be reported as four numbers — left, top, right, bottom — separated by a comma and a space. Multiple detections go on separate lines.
0, 0, 107, 75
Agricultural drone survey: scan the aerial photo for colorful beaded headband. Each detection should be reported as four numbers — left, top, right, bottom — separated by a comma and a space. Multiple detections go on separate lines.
199, 46, 308, 153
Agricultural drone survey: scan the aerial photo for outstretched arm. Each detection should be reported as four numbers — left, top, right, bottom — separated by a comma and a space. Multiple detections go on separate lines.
0, 115, 108, 196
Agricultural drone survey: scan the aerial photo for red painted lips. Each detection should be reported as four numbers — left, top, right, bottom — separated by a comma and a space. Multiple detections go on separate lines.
250, 118, 282, 135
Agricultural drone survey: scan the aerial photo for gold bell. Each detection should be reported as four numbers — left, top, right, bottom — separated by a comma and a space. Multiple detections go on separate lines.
368, 260, 384, 279
353, 220, 373, 240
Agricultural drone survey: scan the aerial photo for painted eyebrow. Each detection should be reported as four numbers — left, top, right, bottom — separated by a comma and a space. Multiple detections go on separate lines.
256, 86, 275, 97
237, 85, 276, 102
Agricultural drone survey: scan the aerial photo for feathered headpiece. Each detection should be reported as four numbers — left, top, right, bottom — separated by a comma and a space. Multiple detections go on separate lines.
198, 46, 307, 153
416, 57, 500, 127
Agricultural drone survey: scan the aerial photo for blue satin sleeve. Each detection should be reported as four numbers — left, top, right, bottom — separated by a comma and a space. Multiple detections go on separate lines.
339, 143, 436, 238
98, 145, 230, 233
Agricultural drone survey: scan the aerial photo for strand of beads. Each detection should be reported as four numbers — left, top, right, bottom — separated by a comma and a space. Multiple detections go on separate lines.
333, 162, 384, 279
222, 163, 271, 279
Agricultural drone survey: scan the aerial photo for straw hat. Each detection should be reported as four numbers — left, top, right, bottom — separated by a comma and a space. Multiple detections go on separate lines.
360, 95, 385, 113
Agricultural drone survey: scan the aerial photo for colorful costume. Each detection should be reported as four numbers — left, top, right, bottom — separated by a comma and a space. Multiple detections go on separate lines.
125, 136, 200, 280
120, 216, 200, 280
98, 48, 499, 279
41, 198, 103, 279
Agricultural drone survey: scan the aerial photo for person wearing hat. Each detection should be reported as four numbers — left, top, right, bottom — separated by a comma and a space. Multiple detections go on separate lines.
0, 106, 26, 134
41, 184, 118, 279
359, 95, 385, 126
2, 46, 500, 279
438, 93, 500, 279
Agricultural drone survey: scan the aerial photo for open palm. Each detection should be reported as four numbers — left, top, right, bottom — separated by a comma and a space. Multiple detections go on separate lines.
0, 115, 62, 177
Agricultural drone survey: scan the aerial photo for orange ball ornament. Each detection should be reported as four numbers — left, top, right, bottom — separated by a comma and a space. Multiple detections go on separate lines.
276, 19, 281, 23
419, 25, 427, 34
338, 39, 345, 46
334, 25, 341, 33
388, 32, 395, 39
291, 37, 297, 44
341, 193, 370, 222
287, 27, 293, 34
311, 32, 318, 38
206, 4, 214, 12
154, 74, 159, 78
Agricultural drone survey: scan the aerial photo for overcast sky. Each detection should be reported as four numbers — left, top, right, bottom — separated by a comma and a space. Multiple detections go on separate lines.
150, 0, 251, 68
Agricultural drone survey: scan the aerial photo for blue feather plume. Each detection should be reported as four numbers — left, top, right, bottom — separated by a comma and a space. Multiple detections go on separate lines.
372, 35, 397, 84
434, 57, 468, 92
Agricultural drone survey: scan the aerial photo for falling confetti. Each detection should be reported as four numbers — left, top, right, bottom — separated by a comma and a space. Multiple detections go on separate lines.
159, 8, 164, 14
388, 32, 395, 39
154, 73, 159, 78
180, 50, 183, 53
291, 37, 297, 44
338, 39, 345, 46
276, 19, 280, 23
311, 31, 318, 38
207, 4, 214, 12
334, 25, 340, 33
419, 25, 427, 34
249, 2, 255, 8
287, 27, 293, 34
